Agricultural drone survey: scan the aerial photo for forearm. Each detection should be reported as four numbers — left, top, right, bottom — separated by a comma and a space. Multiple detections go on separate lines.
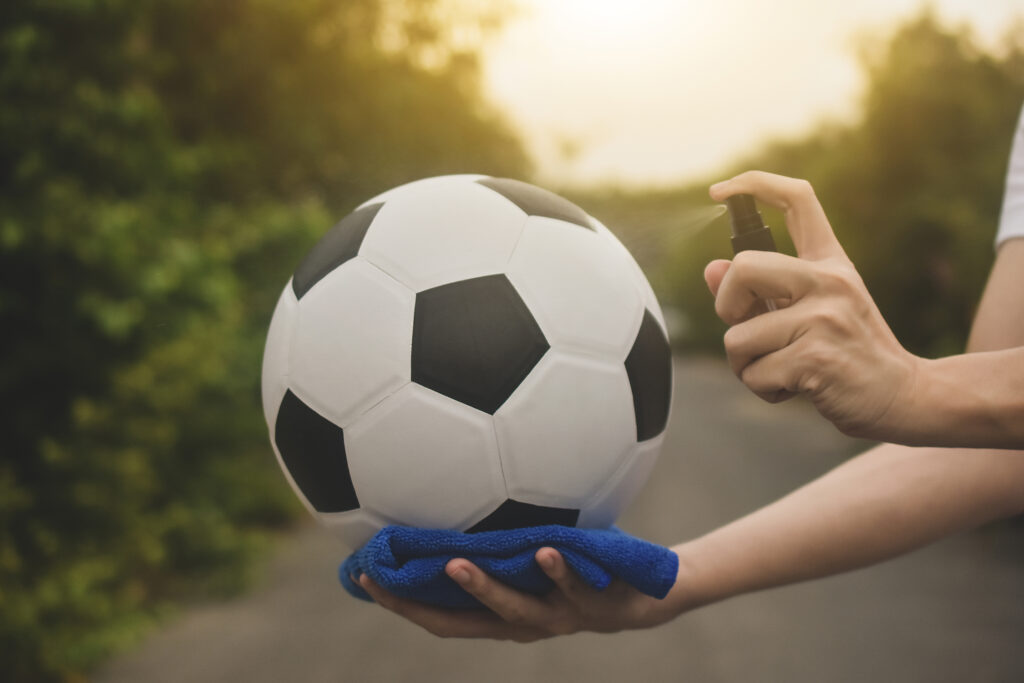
666, 442, 1024, 613
885, 349, 1024, 449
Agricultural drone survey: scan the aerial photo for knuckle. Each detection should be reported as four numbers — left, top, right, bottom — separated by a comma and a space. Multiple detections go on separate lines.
794, 178, 815, 198
730, 170, 757, 186
782, 178, 815, 211
808, 305, 841, 332
802, 375, 823, 396
722, 325, 744, 352
797, 362, 825, 395
739, 365, 766, 393
815, 262, 856, 293
730, 249, 756, 272
724, 344, 752, 377
836, 267, 861, 292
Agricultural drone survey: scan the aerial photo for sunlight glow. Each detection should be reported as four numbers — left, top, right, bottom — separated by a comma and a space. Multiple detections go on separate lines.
481, 0, 1024, 188
541, 0, 682, 42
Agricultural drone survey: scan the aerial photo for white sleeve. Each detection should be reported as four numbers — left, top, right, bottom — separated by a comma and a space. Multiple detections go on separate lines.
996, 104, 1024, 247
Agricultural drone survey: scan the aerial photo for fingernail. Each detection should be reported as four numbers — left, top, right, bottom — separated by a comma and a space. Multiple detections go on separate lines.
538, 554, 555, 570
449, 568, 470, 585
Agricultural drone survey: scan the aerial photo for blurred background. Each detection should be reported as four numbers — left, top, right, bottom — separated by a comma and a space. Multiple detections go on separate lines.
2, 0, 1023, 680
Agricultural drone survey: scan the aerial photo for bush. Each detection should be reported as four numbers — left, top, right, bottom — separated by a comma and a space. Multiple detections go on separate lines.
0, 0, 527, 679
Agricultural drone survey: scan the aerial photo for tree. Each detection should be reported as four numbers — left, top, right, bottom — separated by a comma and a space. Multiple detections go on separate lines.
0, 0, 527, 679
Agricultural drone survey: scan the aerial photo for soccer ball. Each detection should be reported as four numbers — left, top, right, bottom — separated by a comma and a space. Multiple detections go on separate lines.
261, 175, 672, 549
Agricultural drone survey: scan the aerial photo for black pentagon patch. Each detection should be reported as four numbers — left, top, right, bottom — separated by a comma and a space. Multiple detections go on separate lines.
274, 390, 359, 513
467, 500, 580, 533
625, 310, 672, 441
292, 202, 382, 299
476, 177, 594, 231
412, 274, 548, 414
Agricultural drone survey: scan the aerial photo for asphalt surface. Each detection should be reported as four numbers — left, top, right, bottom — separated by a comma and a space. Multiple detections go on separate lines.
95, 356, 1024, 683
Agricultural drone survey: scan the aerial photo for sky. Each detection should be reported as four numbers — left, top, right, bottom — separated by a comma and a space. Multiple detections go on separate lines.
480, 0, 1024, 188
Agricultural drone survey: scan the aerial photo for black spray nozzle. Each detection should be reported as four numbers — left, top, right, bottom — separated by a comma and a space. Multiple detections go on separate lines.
726, 194, 764, 237
726, 194, 776, 254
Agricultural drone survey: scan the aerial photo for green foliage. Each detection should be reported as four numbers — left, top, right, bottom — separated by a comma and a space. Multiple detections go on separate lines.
0, 0, 527, 679
581, 14, 1024, 357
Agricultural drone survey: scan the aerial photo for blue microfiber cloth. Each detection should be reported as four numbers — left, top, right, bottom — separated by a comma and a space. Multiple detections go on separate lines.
339, 525, 678, 609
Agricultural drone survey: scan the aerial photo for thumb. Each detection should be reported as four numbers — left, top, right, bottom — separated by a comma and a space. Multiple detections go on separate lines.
704, 259, 731, 298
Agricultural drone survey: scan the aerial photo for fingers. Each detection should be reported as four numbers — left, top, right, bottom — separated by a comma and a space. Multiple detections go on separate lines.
535, 547, 593, 605
722, 307, 804, 404
737, 343, 808, 399
722, 304, 807, 379
704, 259, 731, 298
709, 170, 845, 261
714, 250, 815, 325
358, 574, 541, 641
358, 553, 602, 641
445, 559, 552, 628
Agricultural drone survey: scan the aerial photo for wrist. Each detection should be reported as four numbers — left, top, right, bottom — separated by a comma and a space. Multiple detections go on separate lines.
896, 350, 1024, 448
871, 351, 928, 445
665, 539, 734, 616
903, 355, 945, 445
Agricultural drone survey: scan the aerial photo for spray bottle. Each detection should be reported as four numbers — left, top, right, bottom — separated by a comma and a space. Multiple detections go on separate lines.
725, 194, 777, 314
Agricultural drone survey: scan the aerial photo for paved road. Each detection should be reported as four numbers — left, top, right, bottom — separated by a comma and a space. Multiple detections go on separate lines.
96, 357, 1024, 683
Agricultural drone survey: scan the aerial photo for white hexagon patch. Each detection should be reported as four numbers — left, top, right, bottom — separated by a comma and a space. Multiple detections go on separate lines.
360, 179, 528, 292
289, 258, 414, 428
344, 383, 508, 530
507, 216, 644, 360
494, 351, 636, 507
